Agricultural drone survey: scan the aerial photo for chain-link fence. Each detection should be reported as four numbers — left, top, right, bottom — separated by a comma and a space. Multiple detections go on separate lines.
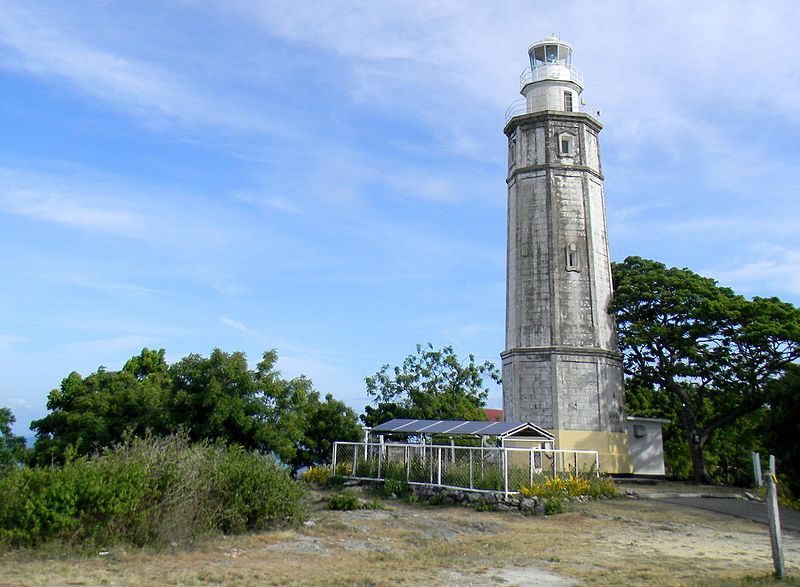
332, 442, 599, 495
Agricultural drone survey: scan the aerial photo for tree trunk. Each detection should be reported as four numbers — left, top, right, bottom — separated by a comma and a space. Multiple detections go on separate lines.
687, 430, 708, 483
669, 381, 709, 483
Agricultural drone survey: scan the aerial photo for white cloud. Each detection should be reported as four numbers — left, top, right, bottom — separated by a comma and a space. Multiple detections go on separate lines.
0, 3, 292, 135
706, 245, 800, 297
220, 318, 257, 336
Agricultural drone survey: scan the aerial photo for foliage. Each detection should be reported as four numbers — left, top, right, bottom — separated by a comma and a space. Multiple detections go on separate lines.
543, 498, 564, 515
169, 348, 314, 465
291, 394, 361, 471
326, 474, 347, 489
30, 347, 359, 470
383, 478, 412, 498
519, 473, 618, 500
611, 256, 800, 482
0, 433, 304, 549
361, 499, 384, 510
301, 466, 331, 486
362, 343, 500, 427
764, 365, 800, 497
0, 408, 26, 476
31, 349, 173, 465
327, 493, 361, 511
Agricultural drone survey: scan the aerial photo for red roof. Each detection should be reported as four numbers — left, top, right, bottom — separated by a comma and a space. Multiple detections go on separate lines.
484, 408, 504, 422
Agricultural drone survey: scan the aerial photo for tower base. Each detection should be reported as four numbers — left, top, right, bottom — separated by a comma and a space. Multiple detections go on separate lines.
552, 429, 633, 475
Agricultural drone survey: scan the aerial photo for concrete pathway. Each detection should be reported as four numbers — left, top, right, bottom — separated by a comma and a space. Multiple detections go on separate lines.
663, 496, 800, 533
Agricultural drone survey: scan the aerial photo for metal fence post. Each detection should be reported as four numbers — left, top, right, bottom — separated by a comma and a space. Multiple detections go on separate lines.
752, 452, 763, 487
765, 456, 785, 578
332, 442, 338, 474
469, 448, 474, 489
503, 447, 509, 497
437, 447, 442, 486
530, 450, 534, 486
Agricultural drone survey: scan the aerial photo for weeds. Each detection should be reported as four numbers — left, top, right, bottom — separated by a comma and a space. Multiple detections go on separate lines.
0, 433, 304, 549
301, 466, 331, 486
327, 493, 384, 511
519, 473, 618, 500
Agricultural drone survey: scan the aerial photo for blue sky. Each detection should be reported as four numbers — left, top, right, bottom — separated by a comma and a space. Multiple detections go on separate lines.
2, 1, 800, 435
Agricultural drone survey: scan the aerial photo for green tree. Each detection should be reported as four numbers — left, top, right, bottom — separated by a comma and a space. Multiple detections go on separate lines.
611, 256, 800, 483
31, 351, 173, 465
291, 393, 362, 470
362, 343, 500, 427
0, 407, 26, 475
764, 364, 800, 496
32, 347, 332, 467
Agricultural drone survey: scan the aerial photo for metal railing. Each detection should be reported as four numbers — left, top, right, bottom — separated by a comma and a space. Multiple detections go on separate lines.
519, 65, 583, 89
332, 441, 599, 496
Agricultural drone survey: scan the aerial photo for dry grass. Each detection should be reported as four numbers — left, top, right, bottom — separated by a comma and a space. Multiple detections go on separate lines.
1, 490, 798, 586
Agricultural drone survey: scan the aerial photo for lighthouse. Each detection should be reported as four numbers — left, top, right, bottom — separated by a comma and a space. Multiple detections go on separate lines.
501, 36, 631, 473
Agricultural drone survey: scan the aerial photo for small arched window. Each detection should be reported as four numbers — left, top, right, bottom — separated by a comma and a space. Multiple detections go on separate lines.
558, 133, 574, 156
565, 243, 580, 272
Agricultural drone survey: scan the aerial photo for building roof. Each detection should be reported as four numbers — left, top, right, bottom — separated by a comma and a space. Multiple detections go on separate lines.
370, 418, 554, 439
484, 408, 504, 422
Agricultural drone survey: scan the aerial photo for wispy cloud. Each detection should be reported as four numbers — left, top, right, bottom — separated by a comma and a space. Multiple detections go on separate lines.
0, 3, 291, 135
220, 318, 257, 336
0, 167, 143, 234
707, 245, 800, 298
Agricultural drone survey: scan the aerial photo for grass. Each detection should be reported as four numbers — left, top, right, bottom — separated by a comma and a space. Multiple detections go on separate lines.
0, 433, 304, 550
0, 487, 797, 586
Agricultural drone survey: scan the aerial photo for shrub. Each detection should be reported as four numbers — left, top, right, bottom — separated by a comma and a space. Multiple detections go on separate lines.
519, 473, 618, 500
328, 493, 361, 511
326, 474, 347, 489
543, 498, 564, 515
0, 433, 305, 549
301, 466, 331, 486
383, 478, 411, 498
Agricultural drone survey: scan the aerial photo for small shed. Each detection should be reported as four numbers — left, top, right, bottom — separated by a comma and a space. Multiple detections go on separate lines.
626, 416, 670, 476
369, 418, 554, 450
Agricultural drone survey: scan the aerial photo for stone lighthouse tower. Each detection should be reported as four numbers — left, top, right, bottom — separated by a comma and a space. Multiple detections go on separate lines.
501, 36, 630, 472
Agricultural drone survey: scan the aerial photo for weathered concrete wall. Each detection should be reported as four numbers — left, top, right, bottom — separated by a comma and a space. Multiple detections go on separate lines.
502, 110, 627, 472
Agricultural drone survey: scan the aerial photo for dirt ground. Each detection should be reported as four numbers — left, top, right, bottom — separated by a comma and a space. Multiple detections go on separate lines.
1, 488, 798, 586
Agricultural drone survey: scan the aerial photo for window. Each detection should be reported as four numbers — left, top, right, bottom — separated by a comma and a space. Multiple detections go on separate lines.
565, 243, 580, 271
633, 425, 647, 438
564, 91, 573, 112
559, 133, 574, 156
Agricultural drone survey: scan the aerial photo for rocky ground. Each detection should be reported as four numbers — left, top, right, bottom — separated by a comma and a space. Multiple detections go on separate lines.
1, 482, 798, 586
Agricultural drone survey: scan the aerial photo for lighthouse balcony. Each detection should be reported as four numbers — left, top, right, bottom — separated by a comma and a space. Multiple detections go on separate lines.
505, 98, 586, 123
519, 64, 583, 90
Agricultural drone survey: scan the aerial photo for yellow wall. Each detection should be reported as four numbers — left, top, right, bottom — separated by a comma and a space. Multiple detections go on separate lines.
552, 430, 633, 474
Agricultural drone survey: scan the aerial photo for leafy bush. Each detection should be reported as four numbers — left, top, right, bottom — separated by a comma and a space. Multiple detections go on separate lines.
301, 466, 331, 486
0, 433, 304, 549
543, 498, 564, 515
519, 474, 618, 500
327, 493, 384, 511
383, 478, 411, 498
326, 474, 347, 489
328, 493, 361, 511
361, 499, 384, 510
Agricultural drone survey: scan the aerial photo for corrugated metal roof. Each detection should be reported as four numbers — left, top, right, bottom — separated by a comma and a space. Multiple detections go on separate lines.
370, 418, 553, 439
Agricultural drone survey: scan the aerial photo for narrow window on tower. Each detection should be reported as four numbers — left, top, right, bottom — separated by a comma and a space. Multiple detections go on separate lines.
564, 91, 573, 112
565, 243, 580, 272
558, 133, 574, 156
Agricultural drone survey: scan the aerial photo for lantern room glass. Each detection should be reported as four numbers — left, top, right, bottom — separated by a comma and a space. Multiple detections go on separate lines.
530, 43, 572, 68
